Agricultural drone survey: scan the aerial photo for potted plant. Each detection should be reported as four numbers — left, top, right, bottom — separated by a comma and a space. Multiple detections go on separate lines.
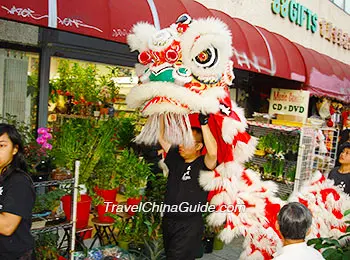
115, 115, 137, 150
307, 209, 350, 259
116, 149, 153, 216
33, 188, 67, 217
34, 232, 60, 260
90, 153, 120, 223
112, 217, 134, 251
255, 135, 266, 156
213, 235, 224, 250
285, 165, 296, 183
50, 118, 117, 228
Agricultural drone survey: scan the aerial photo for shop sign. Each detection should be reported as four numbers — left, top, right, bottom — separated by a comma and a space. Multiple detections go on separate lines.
271, 0, 318, 33
268, 89, 310, 121
319, 19, 350, 50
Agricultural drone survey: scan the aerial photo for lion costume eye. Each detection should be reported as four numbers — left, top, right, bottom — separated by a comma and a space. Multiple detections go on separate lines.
194, 46, 218, 68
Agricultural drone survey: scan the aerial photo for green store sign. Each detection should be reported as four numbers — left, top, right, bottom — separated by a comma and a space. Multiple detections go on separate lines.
271, 0, 318, 33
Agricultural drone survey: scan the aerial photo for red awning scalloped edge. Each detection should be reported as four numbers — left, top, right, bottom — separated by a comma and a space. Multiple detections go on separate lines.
0, 0, 349, 102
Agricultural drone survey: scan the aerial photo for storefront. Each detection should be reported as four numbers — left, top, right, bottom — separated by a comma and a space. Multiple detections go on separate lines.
1, 1, 349, 259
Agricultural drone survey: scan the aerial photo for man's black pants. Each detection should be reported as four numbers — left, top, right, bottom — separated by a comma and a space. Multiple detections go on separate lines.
162, 215, 204, 260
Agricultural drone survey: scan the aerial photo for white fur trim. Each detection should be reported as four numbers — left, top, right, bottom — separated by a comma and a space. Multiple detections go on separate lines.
231, 101, 247, 125
199, 170, 223, 191
234, 137, 258, 164
222, 117, 246, 143
207, 211, 227, 227
127, 22, 157, 52
218, 226, 238, 244
148, 27, 180, 52
143, 103, 189, 115
125, 81, 222, 114
210, 191, 230, 206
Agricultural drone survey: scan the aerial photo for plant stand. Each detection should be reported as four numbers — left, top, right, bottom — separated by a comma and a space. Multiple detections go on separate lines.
89, 217, 118, 248
59, 225, 93, 252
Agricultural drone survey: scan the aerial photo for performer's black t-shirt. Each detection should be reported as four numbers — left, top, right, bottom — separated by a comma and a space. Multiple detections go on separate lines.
164, 147, 209, 218
0, 170, 35, 258
328, 167, 350, 195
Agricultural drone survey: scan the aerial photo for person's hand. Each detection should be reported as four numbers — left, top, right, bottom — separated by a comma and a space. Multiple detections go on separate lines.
199, 113, 209, 125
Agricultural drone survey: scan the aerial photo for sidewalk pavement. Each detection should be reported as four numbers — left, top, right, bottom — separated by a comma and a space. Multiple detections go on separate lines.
200, 236, 244, 260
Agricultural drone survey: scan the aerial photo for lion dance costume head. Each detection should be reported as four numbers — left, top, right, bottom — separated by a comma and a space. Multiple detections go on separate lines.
126, 14, 350, 259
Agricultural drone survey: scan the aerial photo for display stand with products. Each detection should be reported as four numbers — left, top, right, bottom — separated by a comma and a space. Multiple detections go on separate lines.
31, 161, 80, 260
246, 121, 339, 198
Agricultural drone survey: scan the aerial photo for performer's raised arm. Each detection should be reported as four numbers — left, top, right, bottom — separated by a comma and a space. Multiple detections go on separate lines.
158, 114, 171, 153
199, 114, 217, 170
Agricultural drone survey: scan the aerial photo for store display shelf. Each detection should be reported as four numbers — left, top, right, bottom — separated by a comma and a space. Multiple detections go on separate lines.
251, 154, 297, 165
33, 178, 74, 188
275, 181, 294, 197
31, 222, 72, 235
247, 120, 300, 132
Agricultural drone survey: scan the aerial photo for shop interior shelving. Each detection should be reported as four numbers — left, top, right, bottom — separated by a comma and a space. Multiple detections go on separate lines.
246, 120, 340, 197
247, 121, 300, 198
31, 162, 80, 259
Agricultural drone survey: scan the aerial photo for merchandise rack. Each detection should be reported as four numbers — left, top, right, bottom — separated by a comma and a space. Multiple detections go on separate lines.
31, 222, 73, 235
33, 178, 74, 188
31, 161, 80, 260
246, 121, 339, 196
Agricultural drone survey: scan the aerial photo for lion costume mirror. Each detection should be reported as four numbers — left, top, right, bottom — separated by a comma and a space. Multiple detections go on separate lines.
126, 14, 349, 259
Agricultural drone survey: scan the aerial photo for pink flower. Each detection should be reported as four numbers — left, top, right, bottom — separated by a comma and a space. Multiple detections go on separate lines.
42, 142, 53, 150
37, 127, 48, 135
36, 136, 46, 145
42, 132, 52, 140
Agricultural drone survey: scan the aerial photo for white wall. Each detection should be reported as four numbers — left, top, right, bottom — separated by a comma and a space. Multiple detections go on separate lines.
197, 0, 350, 64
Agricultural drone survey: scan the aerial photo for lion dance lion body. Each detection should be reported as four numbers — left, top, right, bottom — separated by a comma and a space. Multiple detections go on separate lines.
126, 14, 349, 259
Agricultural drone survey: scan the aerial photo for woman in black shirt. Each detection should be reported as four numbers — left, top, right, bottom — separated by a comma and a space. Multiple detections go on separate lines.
0, 124, 35, 259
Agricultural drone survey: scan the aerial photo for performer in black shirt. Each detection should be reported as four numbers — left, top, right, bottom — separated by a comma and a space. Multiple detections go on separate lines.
328, 142, 350, 195
159, 114, 217, 260
0, 124, 35, 259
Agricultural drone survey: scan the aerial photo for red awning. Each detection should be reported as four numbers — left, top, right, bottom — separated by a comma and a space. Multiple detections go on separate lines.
0, 0, 211, 43
256, 26, 306, 82
0, 0, 49, 27
1, 0, 349, 101
294, 43, 350, 103
209, 9, 306, 82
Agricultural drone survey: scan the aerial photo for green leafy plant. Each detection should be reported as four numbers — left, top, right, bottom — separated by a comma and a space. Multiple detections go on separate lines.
50, 59, 99, 104
117, 149, 153, 199
33, 188, 67, 213
130, 238, 165, 260
115, 115, 137, 150
285, 165, 296, 182
34, 232, 60, 260
307, 209, 350, 260
50, 118, 117, 185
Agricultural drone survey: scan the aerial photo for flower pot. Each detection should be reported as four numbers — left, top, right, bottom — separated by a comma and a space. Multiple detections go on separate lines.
97, 200, 117, 223
254, 149, 266, 156
94, 187, 118, 201
202, 237, 214, 254
126, 196, 142, 216
61, 195, 91, 229
213, 236, 224, 250
100, 107, 109, 115
93, 110, 100, 117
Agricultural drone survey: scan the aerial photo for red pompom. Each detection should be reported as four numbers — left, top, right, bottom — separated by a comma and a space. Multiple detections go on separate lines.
165, 49, 179, 63
326, 119, 334, 127
138, 51, 152, 65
